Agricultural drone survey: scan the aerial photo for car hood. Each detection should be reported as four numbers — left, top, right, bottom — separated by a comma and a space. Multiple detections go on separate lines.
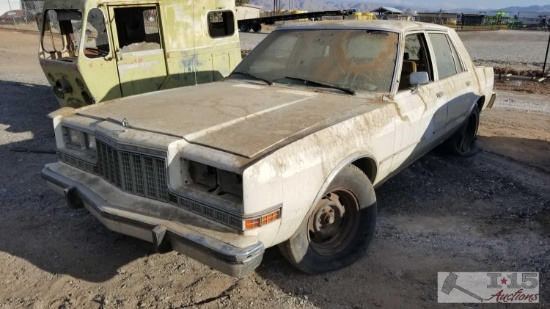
77, 80, 384, 158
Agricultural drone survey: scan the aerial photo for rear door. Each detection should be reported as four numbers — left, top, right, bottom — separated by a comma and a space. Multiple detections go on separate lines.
108, 5, 167, 97
427, 32, 476, 131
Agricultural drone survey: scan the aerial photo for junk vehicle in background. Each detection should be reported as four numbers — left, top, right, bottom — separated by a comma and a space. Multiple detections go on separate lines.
42, 21, 496, 276
0, 10, 34, 24
38, 0, 241, 108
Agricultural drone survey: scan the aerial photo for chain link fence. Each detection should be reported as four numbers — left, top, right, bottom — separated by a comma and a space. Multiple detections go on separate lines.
0, 0, 45, 26
21, 0, 44, 15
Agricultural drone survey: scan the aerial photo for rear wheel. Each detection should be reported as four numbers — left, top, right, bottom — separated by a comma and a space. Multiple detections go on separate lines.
239, 23, 251, 32
279, 165, 376, 274
446, 105, 480, 157
252, 23, 262, 33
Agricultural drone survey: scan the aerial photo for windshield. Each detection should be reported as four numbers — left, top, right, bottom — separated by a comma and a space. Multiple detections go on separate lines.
234, 29, 399, 93
41, 9, 83, 60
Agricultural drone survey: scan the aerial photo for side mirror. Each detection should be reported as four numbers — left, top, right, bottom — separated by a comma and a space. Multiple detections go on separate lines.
410, 72, 429, 86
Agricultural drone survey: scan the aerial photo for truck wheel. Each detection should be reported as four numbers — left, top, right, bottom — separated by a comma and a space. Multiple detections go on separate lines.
252, 23, 262, 33
239, 23, 251, 32
279, 165, 376, 274
446, 105, 480, 157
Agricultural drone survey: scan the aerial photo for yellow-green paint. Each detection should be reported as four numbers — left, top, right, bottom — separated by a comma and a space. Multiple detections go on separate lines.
39, 0, 242, 108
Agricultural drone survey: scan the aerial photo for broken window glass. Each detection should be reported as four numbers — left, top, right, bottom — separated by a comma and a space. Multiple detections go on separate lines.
83, 8, 110, 59
40, 9, 83, 60
114, 7, 161, 53
208, 11, 235, 38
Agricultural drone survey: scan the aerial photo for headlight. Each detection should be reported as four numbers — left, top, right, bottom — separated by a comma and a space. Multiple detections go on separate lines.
63, 126, 97, 154
188, 161, 242, 198
64, 127, 83, 146
184, 161, 280, 231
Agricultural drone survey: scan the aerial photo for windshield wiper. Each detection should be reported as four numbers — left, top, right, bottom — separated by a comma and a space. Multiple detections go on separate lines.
231, 71, 273, 85
282, 76, 356, 95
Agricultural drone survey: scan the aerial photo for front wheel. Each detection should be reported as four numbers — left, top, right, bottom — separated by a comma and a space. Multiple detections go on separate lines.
279, 165, 376, 274
239, 23, 251, 32
446, 105, 480, 157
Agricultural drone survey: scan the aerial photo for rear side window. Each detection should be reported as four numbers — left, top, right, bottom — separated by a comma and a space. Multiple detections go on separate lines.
208, 11, 235, 38
429, 33, 458, 79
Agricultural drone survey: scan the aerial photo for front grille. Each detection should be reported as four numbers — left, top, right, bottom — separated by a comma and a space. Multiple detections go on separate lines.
58, 141, 245, 230
97, 141, 177, 204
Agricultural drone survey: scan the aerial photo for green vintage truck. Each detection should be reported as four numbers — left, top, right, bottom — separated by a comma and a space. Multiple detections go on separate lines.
39, 0, 241, 107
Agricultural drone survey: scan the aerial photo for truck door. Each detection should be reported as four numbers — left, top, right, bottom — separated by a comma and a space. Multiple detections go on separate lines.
108, 5, 167, 97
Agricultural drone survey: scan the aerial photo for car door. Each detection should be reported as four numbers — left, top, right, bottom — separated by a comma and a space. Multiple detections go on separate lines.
427, 32, 476, 132
108, 5, 168, 97
392, 32, 448, 169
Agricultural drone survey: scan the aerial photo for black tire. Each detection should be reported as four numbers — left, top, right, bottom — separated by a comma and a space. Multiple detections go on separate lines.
252, 23, 262, 33
446, 105, 480, 157
278, 165, 376, 274
239, 23, 251, 32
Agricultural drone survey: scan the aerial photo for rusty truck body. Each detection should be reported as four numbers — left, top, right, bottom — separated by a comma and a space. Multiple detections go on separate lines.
39, 0, 241, 107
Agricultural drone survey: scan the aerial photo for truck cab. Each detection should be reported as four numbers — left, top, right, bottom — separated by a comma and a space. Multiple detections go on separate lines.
39, 0, 241, 107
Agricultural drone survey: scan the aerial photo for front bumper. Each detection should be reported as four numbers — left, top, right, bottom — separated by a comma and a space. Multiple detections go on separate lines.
42, 164, 264, 277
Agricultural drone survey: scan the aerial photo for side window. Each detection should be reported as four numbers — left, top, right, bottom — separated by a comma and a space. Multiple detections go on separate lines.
448, 38, 465, 73
208, 11, 235, 38
83, 8, 110, 58
114, 6, 161, 53
399, 33, 432, 91
429, 33, 458, 79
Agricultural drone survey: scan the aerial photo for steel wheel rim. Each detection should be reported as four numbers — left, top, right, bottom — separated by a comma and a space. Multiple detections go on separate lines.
307, 188, 360, 256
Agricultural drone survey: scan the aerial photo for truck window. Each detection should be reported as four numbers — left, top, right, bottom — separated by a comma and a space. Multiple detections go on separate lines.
83, 8, 110, 59
114, 7, 161, 53
428, 33, 458, 80
208, 11, 235, 38
41, 9, 83, 60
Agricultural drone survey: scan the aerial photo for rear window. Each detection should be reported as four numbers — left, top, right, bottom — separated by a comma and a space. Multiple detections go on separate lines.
208, 11, 235, 38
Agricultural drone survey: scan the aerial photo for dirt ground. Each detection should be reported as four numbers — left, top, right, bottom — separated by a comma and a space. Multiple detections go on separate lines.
0, 29, 549, 309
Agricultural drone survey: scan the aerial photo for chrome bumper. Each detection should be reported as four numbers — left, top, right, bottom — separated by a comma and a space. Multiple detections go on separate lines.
41, 165, 264, 277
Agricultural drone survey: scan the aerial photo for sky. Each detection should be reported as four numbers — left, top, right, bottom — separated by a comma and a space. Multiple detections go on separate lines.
400, 0, 550, 10
1, 0, 549, 15
0, 0, 21, 16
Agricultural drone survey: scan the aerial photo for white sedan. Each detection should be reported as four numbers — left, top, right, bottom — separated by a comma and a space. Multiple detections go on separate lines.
43, 20, 496, 276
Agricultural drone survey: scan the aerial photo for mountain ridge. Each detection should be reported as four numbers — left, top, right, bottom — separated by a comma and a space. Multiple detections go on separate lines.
249, 1, 550, 14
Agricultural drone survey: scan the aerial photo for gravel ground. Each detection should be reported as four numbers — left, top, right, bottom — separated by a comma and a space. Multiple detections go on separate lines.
1, 28, 549, 308
458, 30, 550, 72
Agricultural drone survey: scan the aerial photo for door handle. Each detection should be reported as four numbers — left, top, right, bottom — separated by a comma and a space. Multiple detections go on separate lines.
436, 92, 444, 98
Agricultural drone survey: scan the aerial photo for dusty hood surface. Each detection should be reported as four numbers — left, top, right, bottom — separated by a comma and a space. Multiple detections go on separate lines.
77, 80, 383, 158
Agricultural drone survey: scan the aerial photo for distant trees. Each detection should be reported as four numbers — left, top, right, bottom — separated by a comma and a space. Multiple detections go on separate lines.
236, 0, 250, 6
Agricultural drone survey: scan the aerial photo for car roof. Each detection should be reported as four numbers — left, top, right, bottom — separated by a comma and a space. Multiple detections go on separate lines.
276, 20, 450, 33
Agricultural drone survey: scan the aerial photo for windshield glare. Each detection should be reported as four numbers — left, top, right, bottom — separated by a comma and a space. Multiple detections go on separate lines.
235, 29, 399, 93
